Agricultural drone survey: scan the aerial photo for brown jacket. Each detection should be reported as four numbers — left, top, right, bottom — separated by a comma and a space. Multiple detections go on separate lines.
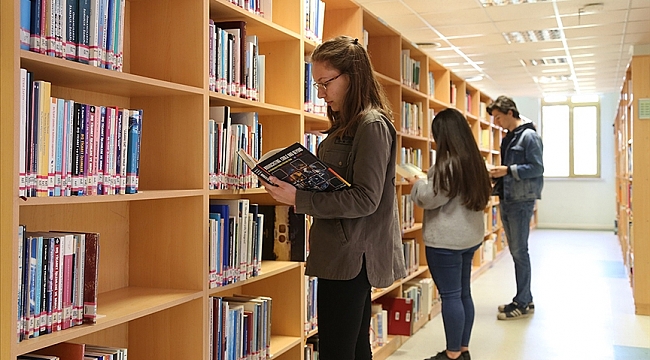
295, 110, 407, 288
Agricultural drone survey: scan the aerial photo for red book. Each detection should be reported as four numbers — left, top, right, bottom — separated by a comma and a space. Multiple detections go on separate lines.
33, 342, 85, 360
83, 233, 100, 324
374, 297, 413, 336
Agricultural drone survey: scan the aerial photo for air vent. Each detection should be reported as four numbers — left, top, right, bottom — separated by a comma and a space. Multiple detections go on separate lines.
503, 29, 561, 43
526, 56, 568, 66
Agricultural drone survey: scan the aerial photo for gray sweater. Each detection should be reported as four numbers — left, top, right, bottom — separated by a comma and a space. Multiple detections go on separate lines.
410, 171, 484, 250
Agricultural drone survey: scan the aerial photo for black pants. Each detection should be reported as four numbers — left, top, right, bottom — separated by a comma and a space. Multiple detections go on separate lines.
317, 259, 372, 360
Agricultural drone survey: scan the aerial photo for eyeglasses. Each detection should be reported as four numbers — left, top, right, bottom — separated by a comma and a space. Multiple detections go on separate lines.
313, 73, 342, 91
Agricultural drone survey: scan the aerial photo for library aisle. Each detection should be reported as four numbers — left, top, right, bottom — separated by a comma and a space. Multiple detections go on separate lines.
387, 229, 650, 360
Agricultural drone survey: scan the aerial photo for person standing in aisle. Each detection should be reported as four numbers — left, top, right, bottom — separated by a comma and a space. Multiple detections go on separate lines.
262, 35, 407, 360
487, 95, 544, 320
407, 108, 492, 360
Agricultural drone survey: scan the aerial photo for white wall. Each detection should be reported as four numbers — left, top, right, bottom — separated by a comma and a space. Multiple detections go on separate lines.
512, 94, 617, 230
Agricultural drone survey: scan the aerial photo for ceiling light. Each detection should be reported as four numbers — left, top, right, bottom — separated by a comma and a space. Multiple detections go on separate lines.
465, 75, 484, 81
534, 74, 574, 83
480, 0, 550, 6
503, 29, 561, 43
415, 42, 441, 49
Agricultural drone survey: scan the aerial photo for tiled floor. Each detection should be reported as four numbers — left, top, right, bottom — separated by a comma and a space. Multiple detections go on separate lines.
387, 229, 650, 360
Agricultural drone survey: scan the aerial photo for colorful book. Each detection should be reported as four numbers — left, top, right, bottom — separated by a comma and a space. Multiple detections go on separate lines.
238, 142, 350, 192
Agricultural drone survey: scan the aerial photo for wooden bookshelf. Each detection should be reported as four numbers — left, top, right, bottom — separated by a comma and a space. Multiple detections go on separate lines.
0, 0, 515, 359
615, 54, 650, 315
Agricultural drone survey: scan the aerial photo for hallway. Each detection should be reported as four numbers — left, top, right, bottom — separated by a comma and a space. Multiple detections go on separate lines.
387, 229, 650, 360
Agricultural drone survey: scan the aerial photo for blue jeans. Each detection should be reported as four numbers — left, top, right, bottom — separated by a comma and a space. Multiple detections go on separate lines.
426, 244, 481, 352
500, 200, 535, 305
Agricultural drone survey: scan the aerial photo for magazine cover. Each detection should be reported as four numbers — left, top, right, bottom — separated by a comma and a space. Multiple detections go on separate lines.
238, 142, 350, 191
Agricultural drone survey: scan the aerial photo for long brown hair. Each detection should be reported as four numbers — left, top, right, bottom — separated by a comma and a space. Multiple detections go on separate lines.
430, 108, 491, 211
310, 35, 392, 137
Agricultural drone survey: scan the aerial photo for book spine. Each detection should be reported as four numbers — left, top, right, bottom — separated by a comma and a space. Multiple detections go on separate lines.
37, 81, 50, 197
83, 233, 99, 324
47, 98, 57, 196
77, 0, 90, 63
88, 0, 100, 66
61, 235, 74, 329
86, 105, 96, 195
125, 110, 139, 194
20, 0, 32, 50
17, 226, 24, 341
54, 98, 65, 196
30, 0, 42, 52
65, 0, 77, 60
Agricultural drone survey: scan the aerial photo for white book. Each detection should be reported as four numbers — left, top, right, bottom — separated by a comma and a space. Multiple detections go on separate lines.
120, 109, 128, 194
48, 98, 57, 196
19, 69, 27, 197
89, 0, 101, 66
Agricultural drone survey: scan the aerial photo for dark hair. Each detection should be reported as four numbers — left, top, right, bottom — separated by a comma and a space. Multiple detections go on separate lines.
310, 35, 392, 137
430, 108, 491, 212
486, 95, 520, 119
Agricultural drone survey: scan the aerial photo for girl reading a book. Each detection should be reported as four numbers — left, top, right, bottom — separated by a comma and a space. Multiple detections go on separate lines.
407, 108, 492, 360
261, 35, 407, 360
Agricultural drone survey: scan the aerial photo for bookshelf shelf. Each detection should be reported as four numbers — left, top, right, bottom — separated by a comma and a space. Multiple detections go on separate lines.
402, 223, 423, 234
16, 287, 202, 355
20, 50, 204, 97
209, 92, 302, 116
208, 261, 300, 296
18, 190, 205, 206
269, 335, 303, 359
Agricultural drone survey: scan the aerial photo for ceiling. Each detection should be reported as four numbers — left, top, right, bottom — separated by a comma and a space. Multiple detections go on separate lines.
356, 0, 650, 99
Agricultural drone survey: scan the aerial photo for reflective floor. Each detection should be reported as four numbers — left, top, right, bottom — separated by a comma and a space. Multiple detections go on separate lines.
387, 229, 650, 360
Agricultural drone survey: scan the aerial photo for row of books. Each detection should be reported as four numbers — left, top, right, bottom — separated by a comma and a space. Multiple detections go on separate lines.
18, 342, 126, 360
208, 107, 262, 190
401, 49, 421, 92
369, 304, 388, 349
399, 147, 424, 177
20, 0, 126, 71
209, 21, 264, 102
305, 276, 318, 335
304, 0, 325, 43
16, 226, 99, 342
401, 101, 424, 137
304, 335, 320, 360
402, 238, 420, 275
209, 200, 310, 288
209, 295, 272, 360
304, 62, 328, 116
225, 0, 273, 20
372, 278, 436, 337
479, 128, 491, 149
304, 132, 327, 155
18, 70, 143, 197
428, 71, 435, 97
400, 194, 415, 230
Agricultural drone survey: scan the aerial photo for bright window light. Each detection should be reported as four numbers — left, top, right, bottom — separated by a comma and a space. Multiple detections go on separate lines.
544, 95, 567, 102
542, 105, 570, 177
571, 94, 599, 103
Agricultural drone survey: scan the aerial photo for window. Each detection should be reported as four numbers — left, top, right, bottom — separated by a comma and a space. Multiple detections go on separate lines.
541, 95, 600, 177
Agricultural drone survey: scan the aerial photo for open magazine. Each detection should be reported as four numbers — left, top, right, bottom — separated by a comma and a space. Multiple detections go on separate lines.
238, 142, 351, 192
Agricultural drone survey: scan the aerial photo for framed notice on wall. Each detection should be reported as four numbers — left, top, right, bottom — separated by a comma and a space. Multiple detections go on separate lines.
639, 98, 650, 119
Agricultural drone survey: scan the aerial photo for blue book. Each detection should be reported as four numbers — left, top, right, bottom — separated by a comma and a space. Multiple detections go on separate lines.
65, 0, 78, 60
125, 109, 141, 194
105, 0, 115, 69
209, 203, 230, 285
77, 0, 91, 64
17, 225, 25, 341
20, 0, 31, 50
29, 0, 40, 52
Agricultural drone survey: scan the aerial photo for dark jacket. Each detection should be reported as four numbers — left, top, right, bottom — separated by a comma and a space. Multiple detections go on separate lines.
295, 110, 407, 288
494, 122, 544, 203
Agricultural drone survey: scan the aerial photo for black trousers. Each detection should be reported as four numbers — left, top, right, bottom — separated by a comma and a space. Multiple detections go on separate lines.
317, 259, 373, 360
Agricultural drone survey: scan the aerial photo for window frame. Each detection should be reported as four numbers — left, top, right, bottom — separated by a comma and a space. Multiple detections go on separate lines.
541, 97, 601, 178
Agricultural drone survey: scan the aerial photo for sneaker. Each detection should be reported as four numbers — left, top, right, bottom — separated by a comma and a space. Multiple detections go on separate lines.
426, 350, 466, 360
497, 302, 531, 320
498, 301, 535, 313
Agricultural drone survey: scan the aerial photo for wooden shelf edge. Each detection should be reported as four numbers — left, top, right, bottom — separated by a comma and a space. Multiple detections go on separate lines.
20, 50, 204, 97
372, 335, 404, 360
19, 189, 204, 206
402, 223, 423, 235
16, 287, 201, 355
210, 92, 302, 116
269, 335, 302, 359
208, 261, 300, 295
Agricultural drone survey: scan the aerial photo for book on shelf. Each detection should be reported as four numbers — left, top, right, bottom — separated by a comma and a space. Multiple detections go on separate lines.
396, 162, 427, 179
237, 142, 350, 191
373, 297, 413, 336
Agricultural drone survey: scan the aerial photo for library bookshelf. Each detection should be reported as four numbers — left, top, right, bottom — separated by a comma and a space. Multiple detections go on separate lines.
615, 54, 650, 316
0, 1, 512, 360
